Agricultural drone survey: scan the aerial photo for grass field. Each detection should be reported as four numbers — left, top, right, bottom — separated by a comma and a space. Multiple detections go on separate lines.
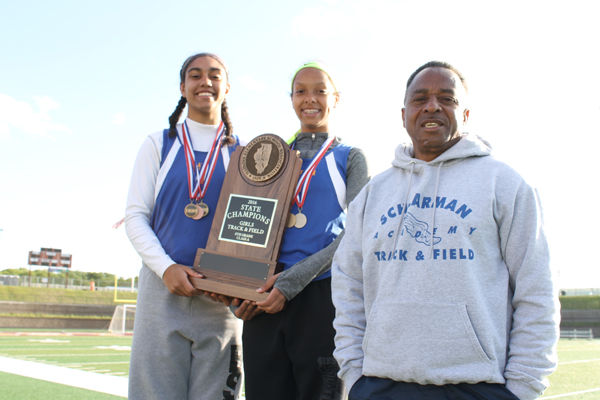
0, 330, 131, 398
0, 373, 124, 400
559, 296, 600, 310
0, 331, 132, 376
1, 286, 597, 310
0, 331, 598, 399
541, 339, 600, 399
0, 286, 137, 305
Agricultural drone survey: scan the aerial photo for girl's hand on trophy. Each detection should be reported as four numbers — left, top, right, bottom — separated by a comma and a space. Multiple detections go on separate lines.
204, 292, 234, 306
163, 264, 204, 297
256, 288, 286, 314
257, 273, 279, 293
234, 300, 263, 320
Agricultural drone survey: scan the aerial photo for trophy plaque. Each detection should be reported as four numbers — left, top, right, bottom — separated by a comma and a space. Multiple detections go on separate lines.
190, 134, 302, 301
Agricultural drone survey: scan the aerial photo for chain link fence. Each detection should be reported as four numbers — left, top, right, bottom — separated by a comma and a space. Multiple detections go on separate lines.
0, 274, 137, 292
560, 288, 600, 296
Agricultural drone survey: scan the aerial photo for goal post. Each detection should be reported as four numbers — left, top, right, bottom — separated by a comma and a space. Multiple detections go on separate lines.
113, 275, 137, 304
108, 304, 136, 335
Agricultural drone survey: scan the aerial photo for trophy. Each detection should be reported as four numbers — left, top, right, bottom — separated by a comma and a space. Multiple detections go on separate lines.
190, 134, 302, 301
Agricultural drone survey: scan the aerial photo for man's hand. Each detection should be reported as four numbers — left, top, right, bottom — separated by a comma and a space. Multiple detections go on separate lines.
162, 264, 204, 297
256, 273, 287, 314
234, 299, 264, 321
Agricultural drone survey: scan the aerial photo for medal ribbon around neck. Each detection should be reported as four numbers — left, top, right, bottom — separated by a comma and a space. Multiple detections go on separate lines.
293, 135, 336, 210
181, 121, 225, 203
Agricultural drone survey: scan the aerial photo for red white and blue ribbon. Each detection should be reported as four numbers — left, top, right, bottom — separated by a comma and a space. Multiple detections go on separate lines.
293, 135, 336, 209
181, 121, 225, 202
111, 217, 125, 229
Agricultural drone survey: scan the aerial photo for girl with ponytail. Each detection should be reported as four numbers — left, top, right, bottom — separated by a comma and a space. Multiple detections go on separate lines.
235, 62, 370, 400
125, 53, 243, 400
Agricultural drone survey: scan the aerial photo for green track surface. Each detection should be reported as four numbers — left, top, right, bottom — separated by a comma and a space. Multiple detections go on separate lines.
0, 372, 123, 400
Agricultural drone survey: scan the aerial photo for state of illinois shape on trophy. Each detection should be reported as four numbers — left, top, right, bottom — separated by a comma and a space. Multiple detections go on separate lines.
241, 135, 286, 182
191, 134, 302, 302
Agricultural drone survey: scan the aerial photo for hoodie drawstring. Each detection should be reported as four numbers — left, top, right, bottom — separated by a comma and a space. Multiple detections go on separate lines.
392, 161, 415, 254
429, 161, 444, 259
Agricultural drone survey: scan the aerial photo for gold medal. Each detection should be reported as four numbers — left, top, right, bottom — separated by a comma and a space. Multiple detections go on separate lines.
198, 202, 210, 217
294, 211, 307, 229
286, 212, 296, 228
184, 203, 201, 219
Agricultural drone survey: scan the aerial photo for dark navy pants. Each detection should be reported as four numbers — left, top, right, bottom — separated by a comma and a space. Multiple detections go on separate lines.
349, 377, 520, 400
243, 278, 343, 400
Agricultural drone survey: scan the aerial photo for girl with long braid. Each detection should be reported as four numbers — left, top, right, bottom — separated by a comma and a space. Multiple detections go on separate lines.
235, 62, 370, 400
125, 53, 243, 400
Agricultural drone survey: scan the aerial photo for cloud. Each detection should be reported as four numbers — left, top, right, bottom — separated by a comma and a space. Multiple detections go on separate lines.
291, 7, 350, 38
291, 1, 384, 38
290, 1, 473, 40
34, 95, 61, 120
0, 121, 9, 136
112, 113, 126, 125
238, 75, 267, 91
232, 106, 250, 119
0, 94, 71, 138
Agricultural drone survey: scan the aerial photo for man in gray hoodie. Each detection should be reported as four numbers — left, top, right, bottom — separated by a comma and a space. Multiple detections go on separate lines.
331, 61, 560, 400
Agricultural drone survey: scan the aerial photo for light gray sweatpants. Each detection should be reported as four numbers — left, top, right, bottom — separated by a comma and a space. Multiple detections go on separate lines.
128, 265, 243, 400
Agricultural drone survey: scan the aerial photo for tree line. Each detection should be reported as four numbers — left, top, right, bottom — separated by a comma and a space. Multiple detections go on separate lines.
0, 268, 138, 287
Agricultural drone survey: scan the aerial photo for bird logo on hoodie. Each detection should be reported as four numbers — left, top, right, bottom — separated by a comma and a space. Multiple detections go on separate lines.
403, 212, 441, 246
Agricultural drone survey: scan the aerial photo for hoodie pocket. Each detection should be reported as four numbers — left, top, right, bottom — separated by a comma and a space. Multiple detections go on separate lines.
362, 301, 493, 385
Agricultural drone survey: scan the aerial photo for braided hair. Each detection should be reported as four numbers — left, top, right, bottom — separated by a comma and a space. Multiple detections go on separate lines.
168, 53, 235, 146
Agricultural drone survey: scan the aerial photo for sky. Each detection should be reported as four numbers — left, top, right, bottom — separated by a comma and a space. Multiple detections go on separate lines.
0, 0, 598, 288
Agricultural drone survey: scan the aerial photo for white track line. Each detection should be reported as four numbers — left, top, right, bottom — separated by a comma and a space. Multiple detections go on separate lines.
0, 356, 127, 398
60, 361, 130, 366
10, 353, 129, 357
1, 347, 129, 351
541, 387, 600, 399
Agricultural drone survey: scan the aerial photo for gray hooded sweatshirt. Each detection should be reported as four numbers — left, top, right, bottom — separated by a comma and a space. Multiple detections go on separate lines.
332, 134, 560, 400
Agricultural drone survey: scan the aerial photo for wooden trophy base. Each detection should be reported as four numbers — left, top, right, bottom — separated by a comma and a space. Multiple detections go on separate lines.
192, 250, 281, 302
